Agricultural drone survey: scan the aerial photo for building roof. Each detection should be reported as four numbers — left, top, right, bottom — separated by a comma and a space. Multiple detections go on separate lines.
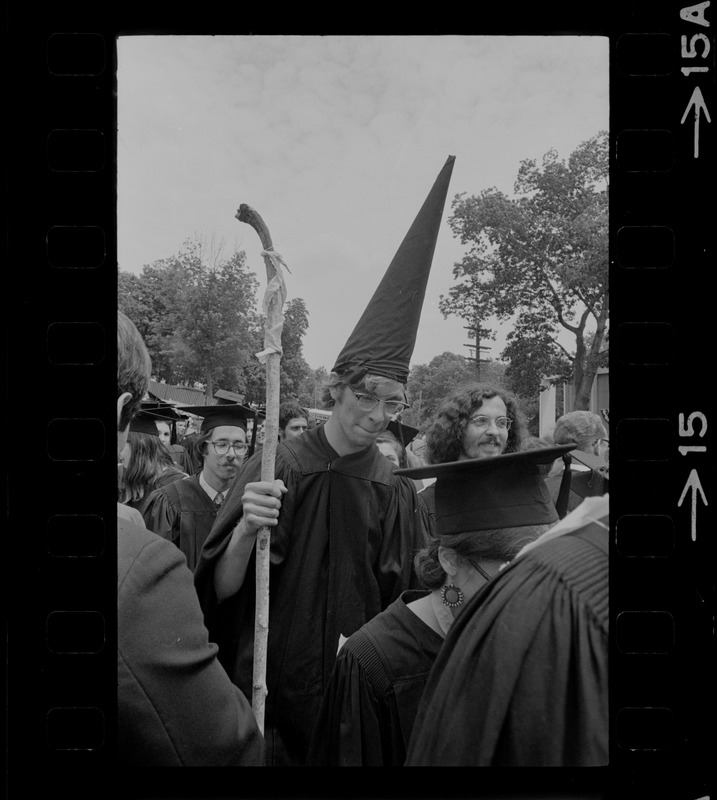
147, 379, 215, 407
148, 380, 247, 408
213, 388, 247, 404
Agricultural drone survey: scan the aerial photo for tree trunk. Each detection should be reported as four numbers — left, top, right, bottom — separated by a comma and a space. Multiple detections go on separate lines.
573, 317, 607, 410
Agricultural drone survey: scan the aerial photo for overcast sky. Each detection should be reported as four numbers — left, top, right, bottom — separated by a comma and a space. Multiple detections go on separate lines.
117, 35, 608, 373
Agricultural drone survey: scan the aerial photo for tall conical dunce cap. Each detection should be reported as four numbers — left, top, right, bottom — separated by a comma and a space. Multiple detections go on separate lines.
332, 155, 456, 384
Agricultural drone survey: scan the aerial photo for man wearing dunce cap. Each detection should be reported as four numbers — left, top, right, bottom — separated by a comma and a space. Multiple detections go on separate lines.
194, 155, 455, 765
306, 445, 570, 765
405, 460, 609, 765
142, 403, 254, 571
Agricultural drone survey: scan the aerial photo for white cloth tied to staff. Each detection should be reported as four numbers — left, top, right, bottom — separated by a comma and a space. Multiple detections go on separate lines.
255, 249, 289, 364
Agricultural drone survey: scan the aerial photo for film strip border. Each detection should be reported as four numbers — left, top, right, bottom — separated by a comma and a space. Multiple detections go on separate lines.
610, 5, 715, 799
5, 6, 715, 800
8, 26, 118, 790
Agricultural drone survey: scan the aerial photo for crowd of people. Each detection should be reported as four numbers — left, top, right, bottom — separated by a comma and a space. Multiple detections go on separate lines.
117, 154, 609, 768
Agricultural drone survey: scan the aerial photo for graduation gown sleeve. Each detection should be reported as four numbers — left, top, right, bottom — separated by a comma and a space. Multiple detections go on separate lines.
141, 485, 179, 544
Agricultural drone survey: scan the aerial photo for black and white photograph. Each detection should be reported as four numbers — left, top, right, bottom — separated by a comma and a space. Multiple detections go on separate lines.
6, 9, 715, 800
116, 35, 610, 768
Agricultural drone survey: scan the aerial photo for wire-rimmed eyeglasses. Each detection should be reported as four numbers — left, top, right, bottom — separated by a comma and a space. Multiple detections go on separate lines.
469, 415, 513, 431
210, 441, 248, 456
347, 385, 409, 416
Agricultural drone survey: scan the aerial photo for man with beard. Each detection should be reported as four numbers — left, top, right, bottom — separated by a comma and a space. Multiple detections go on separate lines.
418, 383, 529, 535
142, 403, 254, 571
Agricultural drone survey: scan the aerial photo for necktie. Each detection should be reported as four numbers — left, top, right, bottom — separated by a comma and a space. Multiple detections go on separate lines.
214, 491, 224, 507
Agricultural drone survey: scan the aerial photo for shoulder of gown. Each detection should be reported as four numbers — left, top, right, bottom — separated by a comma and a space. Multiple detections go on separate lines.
406, 519, 608, 766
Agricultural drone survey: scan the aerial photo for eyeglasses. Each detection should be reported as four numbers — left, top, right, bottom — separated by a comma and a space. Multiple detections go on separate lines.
347, 385, 409, 416
469, 415, 513, 431
210, 441, 248, 456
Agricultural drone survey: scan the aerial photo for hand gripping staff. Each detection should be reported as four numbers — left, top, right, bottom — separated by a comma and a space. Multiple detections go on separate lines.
236, 203, 289, 732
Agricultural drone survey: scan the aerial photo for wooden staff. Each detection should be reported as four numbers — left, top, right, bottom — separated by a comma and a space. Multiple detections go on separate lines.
236, 203, 287, 732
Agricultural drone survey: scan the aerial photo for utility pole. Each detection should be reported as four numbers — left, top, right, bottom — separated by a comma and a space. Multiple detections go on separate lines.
464, 321, 491, 380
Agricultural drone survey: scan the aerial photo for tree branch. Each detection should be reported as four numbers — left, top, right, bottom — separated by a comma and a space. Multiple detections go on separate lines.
549, 336, 575, 362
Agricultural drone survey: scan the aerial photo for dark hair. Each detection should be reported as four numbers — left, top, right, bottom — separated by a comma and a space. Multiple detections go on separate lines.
118, 432, 176, 504
424, 383, 527, 464
319, 367, 406, 408
117, 311, 151, 431
413, 523, 553, 589
279, 401, 308, 430
194, 429, 213, 460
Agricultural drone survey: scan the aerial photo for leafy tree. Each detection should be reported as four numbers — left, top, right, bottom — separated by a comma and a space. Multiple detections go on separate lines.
119, 238, 315, 406
163, 240, 261, 398
279, 298, 312, 399
501, 310, 574, 400
297, 366, 329, 410
240, 297, 314, 406
440, 131, 608, 410
119, 237, 262, 397
118, 267, 176, 381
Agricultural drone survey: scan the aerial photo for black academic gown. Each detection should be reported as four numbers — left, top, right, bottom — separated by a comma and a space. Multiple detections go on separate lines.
179, 434, 203, 476
142, 474, 219, 572
306, 589, 443, 766
125, 466, 188, 517
405, 506, 609, 766
194, 424, 426, 766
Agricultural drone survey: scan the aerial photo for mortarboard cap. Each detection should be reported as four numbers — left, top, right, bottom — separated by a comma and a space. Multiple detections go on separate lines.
395, 443, 576, 534
178, 403, 255, 433
138, 400, 187, 423
331, 156, 456, 385
129, 410, 163, 436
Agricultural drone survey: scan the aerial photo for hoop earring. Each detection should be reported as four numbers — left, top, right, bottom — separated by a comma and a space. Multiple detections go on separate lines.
440, 582, 464, 609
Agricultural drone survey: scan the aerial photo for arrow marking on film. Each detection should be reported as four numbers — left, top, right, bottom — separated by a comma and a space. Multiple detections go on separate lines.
681, 86, 711, 158
677, 469, 708, 542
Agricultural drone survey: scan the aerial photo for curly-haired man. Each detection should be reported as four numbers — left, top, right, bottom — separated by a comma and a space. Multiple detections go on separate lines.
419, 383, 528, 533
